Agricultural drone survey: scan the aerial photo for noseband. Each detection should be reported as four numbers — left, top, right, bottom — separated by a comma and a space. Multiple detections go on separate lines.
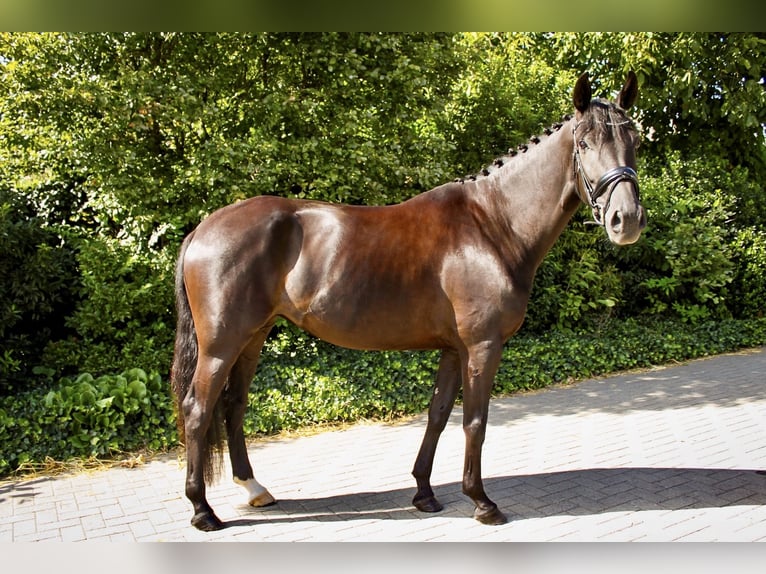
573, 122, 640, 227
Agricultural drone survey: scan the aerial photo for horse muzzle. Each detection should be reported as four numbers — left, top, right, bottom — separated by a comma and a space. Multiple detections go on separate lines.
603, 179, 647, 245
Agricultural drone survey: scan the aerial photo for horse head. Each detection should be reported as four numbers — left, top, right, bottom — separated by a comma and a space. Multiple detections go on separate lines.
572, 71, 647, 245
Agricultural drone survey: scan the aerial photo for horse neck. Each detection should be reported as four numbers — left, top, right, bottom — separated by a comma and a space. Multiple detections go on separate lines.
473, 120, 581, 277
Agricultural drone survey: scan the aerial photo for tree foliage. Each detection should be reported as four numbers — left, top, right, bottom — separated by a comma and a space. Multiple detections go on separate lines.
533, 33, 766, 169
1, 32, 764, 393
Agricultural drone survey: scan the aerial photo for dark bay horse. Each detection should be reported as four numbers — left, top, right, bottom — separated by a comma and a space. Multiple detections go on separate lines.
171, 72, 646, 531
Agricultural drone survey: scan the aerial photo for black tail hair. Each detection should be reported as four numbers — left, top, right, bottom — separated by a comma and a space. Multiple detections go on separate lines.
170, 231, 224, 483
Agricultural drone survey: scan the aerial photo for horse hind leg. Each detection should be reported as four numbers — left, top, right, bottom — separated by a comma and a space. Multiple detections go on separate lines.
411, 348, 461, 513
224, 327, 276, 508
182, 353, 233, 532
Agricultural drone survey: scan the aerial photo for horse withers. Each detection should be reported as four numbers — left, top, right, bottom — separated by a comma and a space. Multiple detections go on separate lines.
171, 71, 646, 531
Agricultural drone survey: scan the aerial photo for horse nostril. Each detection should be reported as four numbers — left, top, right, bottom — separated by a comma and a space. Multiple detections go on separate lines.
610, 210, 623, 232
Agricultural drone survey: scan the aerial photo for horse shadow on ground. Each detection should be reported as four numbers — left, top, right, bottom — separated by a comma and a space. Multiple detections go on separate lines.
222, 466, 766, 528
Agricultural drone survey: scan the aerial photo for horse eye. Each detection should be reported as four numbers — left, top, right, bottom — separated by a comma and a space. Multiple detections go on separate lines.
578, 140, 589, 150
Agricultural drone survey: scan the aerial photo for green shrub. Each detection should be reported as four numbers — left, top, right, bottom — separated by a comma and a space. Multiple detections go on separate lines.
41, 237, 176, 377
0, 190, 79, 393
526, 226, 624, 333
499, 317, 766, 394
613, 153, 738, 323
0, 368, 176, 475
729, 226, 766, 318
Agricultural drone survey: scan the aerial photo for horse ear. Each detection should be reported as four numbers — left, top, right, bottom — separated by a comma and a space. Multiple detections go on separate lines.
617, 70, 639, 110
573, 72, 592, 113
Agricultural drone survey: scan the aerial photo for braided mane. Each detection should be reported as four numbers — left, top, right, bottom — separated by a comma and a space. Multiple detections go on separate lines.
453, 115, 573, 184
456, 99, 638, 184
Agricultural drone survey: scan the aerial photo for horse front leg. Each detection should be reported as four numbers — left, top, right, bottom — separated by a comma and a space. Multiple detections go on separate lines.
461, 341, 508, 525
411, 349, 461, 513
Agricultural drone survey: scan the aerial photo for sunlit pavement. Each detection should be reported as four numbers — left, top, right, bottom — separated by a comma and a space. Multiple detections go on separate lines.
2, 347, 765, 542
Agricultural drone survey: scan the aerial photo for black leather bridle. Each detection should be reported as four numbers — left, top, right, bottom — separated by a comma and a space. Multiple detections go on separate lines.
573, 122, 640, 227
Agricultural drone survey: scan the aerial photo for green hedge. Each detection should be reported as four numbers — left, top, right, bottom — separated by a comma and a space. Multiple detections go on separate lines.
496, 317, 766, 392
1, 317, 765, 477
0, 368, 177, 475
3, 34, 765, 389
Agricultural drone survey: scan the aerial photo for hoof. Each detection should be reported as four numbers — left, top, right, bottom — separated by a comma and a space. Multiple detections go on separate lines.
235, 477, 276, 508
191, 511, 225, 532
413, 493, 443, 513
248, 490, 276, 508
474, 505, 507, 526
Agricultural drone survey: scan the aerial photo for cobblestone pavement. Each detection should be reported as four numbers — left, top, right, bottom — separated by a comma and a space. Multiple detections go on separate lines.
2, 347, 765, 542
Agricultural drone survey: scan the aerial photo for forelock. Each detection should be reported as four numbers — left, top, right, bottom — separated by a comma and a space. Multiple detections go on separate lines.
579, 99, 637, 143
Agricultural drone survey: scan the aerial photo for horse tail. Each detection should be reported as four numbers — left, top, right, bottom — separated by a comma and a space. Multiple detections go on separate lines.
170, 232, 196, 439
170, 231, 225, 483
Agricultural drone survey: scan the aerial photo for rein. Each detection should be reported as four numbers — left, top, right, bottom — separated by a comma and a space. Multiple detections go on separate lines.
572, 121, 640, 227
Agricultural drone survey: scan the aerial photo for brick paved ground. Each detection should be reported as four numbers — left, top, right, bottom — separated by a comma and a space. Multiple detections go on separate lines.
2, 347, 765, 542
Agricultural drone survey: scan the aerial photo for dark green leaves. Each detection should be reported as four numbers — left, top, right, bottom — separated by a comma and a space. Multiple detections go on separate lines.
0, 367, 175, 475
